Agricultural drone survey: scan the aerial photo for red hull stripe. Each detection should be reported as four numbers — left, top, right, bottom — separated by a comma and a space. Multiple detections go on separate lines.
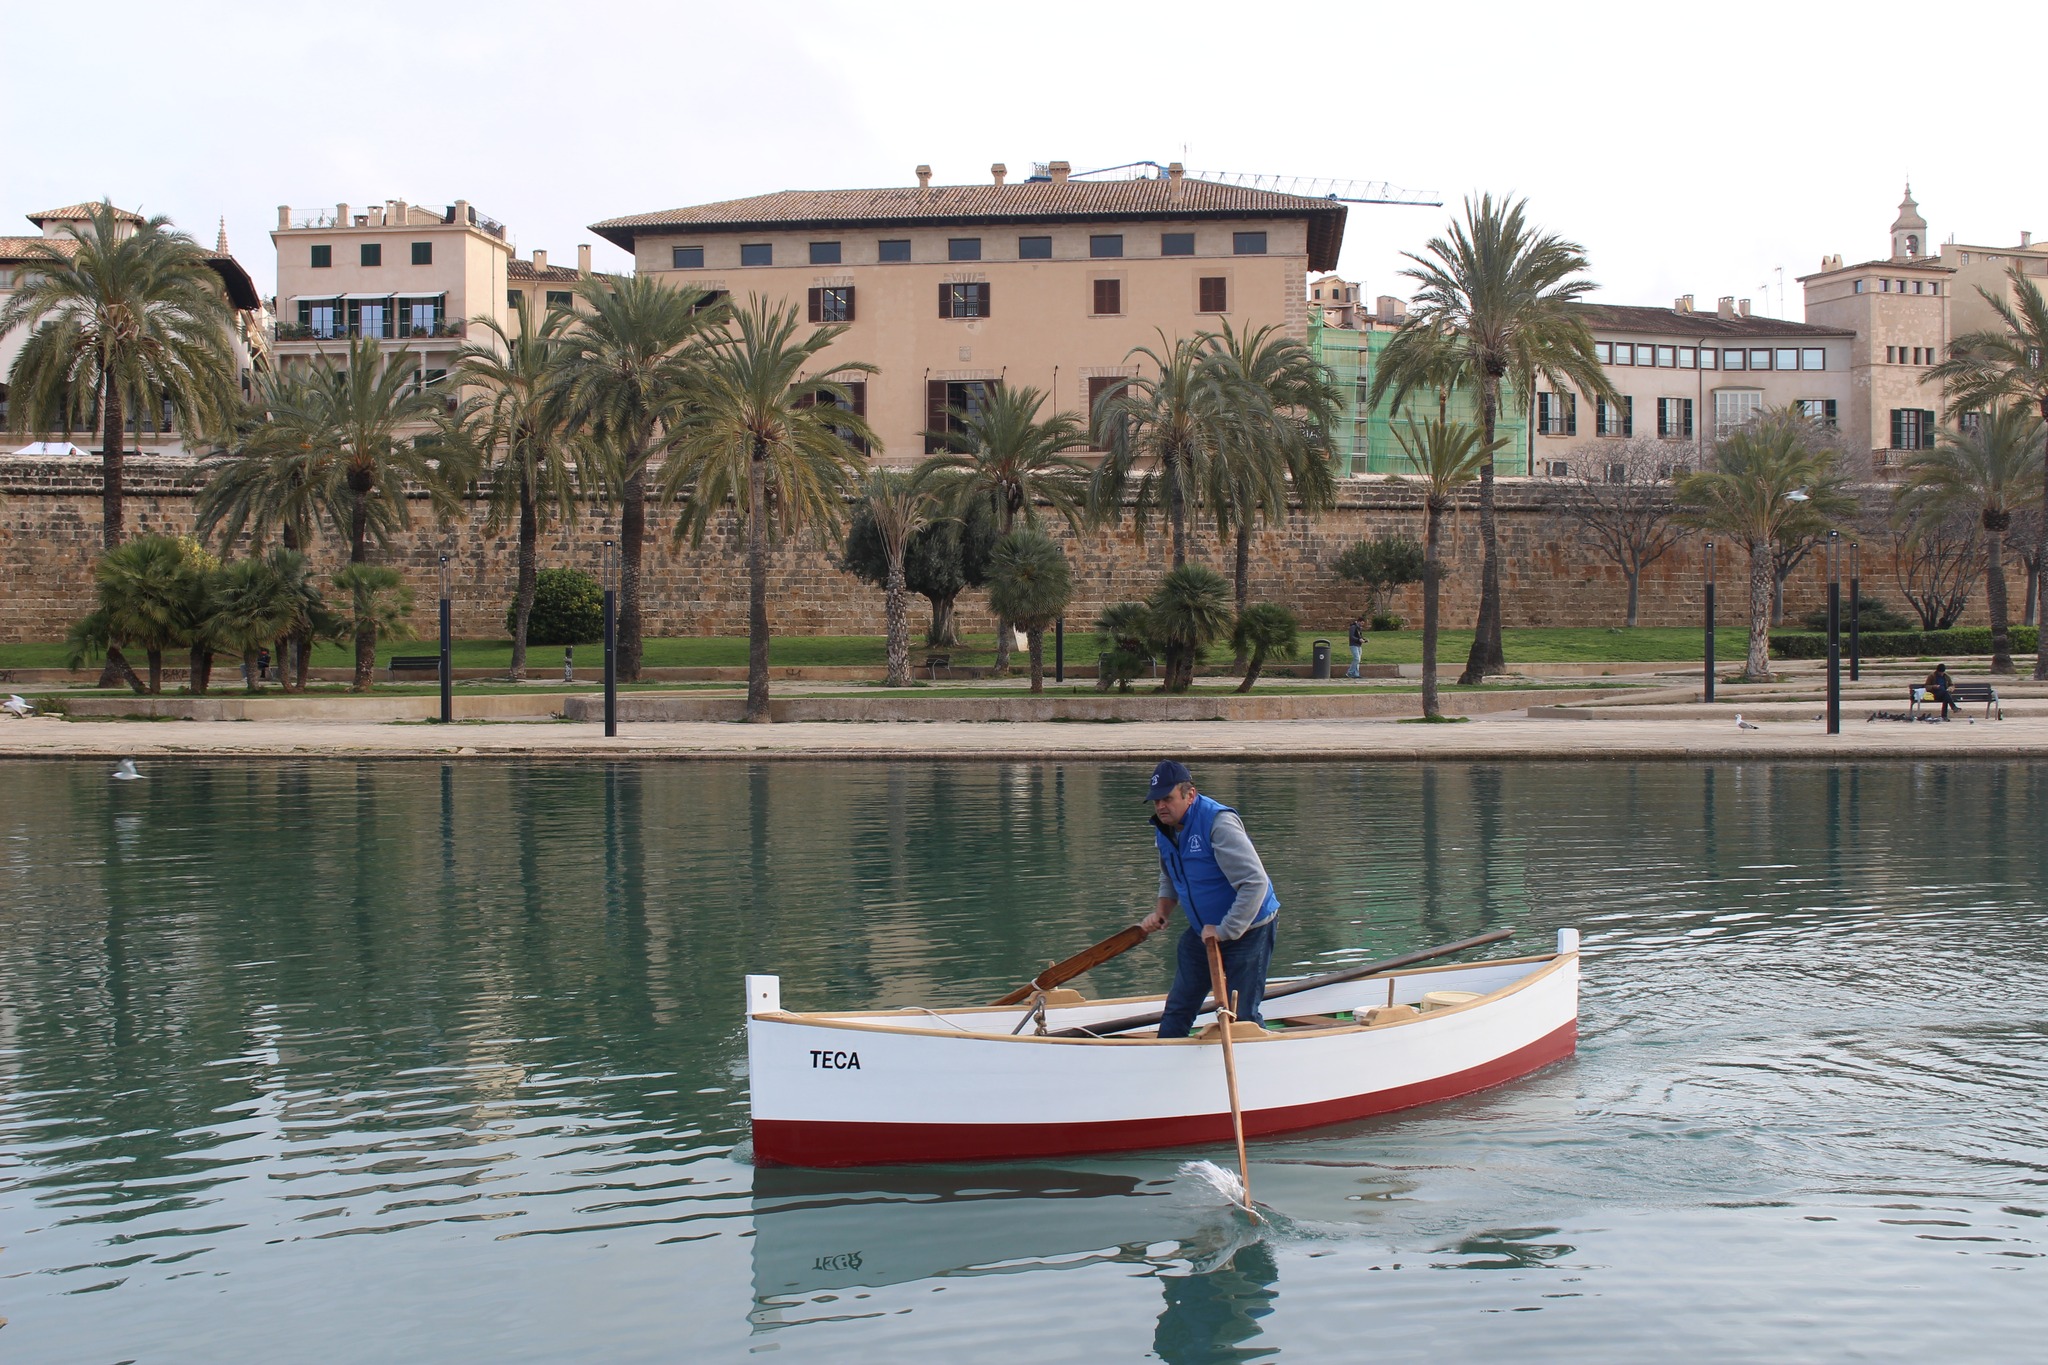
753, 1018, 1577, 1167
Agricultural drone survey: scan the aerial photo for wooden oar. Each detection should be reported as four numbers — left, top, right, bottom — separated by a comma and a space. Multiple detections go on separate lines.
1045, 927, 1514, 1039
991, 924, 1150, 1007
1205, 934, 1257, 1217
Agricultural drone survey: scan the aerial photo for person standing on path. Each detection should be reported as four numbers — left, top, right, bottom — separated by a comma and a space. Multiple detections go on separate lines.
1346, 618, 1364, 679
1137, 760, 1279, 1038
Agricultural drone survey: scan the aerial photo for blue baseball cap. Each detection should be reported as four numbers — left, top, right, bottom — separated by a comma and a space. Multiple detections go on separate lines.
1143, 759, 1193, 802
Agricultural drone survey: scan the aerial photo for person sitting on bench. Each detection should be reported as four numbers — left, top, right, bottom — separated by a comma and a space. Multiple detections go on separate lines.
1921, 664, 1958, 719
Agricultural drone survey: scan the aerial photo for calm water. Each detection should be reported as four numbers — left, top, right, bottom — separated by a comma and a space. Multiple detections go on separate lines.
1, 758, 2044, 1363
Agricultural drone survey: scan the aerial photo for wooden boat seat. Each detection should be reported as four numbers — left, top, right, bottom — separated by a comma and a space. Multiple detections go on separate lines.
1276, 1014, 1352, 1029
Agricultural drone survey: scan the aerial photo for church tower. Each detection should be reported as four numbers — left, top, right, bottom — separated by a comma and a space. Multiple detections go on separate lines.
1891, 183, 1927, 260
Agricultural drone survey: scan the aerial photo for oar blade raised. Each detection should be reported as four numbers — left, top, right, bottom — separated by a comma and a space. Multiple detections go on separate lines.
991, 925, 1150, 1007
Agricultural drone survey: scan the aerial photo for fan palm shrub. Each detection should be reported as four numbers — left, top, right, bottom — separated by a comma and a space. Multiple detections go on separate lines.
662, 295, 874, 721
986, 529, 1074, 693
1147, 562, 1233, 693
65, 534, 196, 693
1095, 600, 1154, 693
1927, 266, 2048, 679
332, 564, 414, 679
208, 555, 304, 692
1375, 195, 1614, 682
1229, 603, 1299, 693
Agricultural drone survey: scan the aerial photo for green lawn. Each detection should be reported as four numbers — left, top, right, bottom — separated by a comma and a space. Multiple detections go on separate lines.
0, 627, 1748, 673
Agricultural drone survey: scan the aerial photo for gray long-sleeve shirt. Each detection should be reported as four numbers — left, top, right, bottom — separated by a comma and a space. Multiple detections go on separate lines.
1158, 810, 1275, 939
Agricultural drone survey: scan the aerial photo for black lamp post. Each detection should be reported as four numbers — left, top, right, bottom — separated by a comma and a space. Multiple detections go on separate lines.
1054, 617, 1065, 684
602, 538, 618, 739
1703, 540, 1716, 704
438, 553, 453, 725
1848, 541, 1862, 682
1825, 531, 1841, 735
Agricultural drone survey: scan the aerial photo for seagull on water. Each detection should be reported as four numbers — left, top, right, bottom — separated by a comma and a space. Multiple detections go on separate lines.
1735, 714, 1760, 730
112, 758, 145, 781
2, 694, 33, 718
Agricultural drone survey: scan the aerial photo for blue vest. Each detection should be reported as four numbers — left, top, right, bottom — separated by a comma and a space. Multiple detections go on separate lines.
1155, 794, 1280, 932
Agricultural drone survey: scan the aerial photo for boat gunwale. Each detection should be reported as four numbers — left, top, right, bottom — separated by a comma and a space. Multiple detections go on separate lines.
748, 950, 1574, 1046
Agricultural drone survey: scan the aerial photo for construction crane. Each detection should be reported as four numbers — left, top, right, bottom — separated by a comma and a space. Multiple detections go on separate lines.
1061, 160, 1442, 208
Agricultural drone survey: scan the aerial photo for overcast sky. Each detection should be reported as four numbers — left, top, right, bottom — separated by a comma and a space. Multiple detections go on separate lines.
13, 0, 2036, 320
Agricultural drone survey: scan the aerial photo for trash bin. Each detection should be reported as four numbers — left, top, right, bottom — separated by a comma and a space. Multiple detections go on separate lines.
1311, 639, 1332, 680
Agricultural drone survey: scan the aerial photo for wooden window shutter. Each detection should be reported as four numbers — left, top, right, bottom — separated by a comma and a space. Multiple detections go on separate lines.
1094, 279, 1120, 314
843, 286, 856, 323
939, 283, 952, 318
851, 380, 866, 417
1890, 410, 1905, 448
926, 380, 949, 454
808, 288, 822, 323
1088, 377, 1117, 448
1622, 397, 1633, 437
978, 282, 991, 318
1565, 394, 1577, 436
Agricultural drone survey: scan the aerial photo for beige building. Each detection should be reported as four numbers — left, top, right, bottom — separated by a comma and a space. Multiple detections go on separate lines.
1534, 298, 1855, 478
2, 201, 263, 454
590, 162, 1345, 463
1798, 187, 1953, 471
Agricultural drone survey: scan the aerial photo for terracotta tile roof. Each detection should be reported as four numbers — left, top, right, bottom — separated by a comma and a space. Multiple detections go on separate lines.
506, 259, 583, 282
0, 235, 78, 262
27, 202, 146, 226
1571, 302, 1854, 340
591, 176, 1347, 270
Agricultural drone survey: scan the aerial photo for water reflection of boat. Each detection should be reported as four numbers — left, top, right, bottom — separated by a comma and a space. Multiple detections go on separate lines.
745, 932, 1580, 1166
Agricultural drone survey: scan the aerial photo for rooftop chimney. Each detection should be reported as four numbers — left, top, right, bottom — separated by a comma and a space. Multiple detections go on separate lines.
1738, 298, 1751, 317
394, 198, 408, 224
532, 249, 547, 271
337, 203, 350, 226
991, 162, 1007, 186
1676, 294, 1694, 313
915, 164, 932, 189
578, 244, 592, 276
277, 205, 291, 230
1167, 161, 1186, 204
1048, 160, 1071, 185
1717, 295, 1736, 319
2023, 231, 2034, 248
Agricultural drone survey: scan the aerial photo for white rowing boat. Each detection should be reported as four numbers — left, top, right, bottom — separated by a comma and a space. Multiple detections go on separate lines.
745, 929, 1580, 1167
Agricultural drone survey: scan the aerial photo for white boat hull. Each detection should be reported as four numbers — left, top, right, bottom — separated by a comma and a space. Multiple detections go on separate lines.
746, 933, 1580, 1167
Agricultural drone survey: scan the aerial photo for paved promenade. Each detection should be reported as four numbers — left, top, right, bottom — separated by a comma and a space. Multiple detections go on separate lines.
1, 711, 2041, 762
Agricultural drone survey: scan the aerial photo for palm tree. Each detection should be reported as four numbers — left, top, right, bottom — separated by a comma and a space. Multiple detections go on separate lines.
662, 295, 874, 721
1927, 266, 2048, 680
454, 297, 588, 680
1202, 321, 1341, 623
332, 564, 414, 679
1393, 418, 1496, 718
193, 367, 351, 555
1376, 195, 1615, 683
554, 275, 719, 682
986, 529, 1074, 694
65, 534, 195, 693
919, 383, 1090, 673
1896, 404, 2046, 675
208, 556, 304, 692
1, 202, 240, 548
1229, 604, 1299, 694
1147, 562, 1234, 693
851, 469, 943, 687
1092, 334, 1245, 568
1676, 409, 1854, 682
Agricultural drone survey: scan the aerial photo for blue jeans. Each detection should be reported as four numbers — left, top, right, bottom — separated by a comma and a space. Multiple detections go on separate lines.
1158, 919, 1276, 1038
1347, 644, 1361, 678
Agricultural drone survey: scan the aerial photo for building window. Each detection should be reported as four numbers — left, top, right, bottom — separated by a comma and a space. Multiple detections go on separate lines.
1545, 460, 1571, 478
1931, 283, 1941, 296
940, 282, 991, 318
1086, 376, 1123, 447
1656, 346, 1676, 368
925, 379, 994, 453
1611, 342, 1633, 366
310, 244, 332, 268
298, 298, 341, 338
948, 237, 982, 262
1604, 461, 1629, 484
1657, 397, 1694, 439
1800, 399, 1839, 428
808, 286, 855, 323
1090, 234, 1124, 258
360, 243, 382, 267
1881, 279, 1891, 292
1715, 389, 1764, 439
879, 239, 911, 263
1748, 348, 1771, 370
1913, 280, 1923, 294
1595, 342, 1612, 364
672, 246, 704, 269
411, 242, 432, 266
809, 241, 841, 265
814, 380, 868, 455
1536, 391, 1577, 436
1700, 348, 1718, 370
1161, 232, 1194, 256
1677, 347, 1696, 368
506, 289, 523, 311
1773, 347, 1797, 371
1093, 278, 1122, 315
1960, 411, 1984, 436
691, 289, 730, 315
350, 298, 389, 338
740, 243, 773, 266
1018, 235, 1052, 259
1198, 277, 1227, 312
1890, 408, 1936, 450
1633, 344, 1654, 366
1854, 280, 1865, 294
403, 297, 444, 335
1721, 349, 1745, 371
1233, 231, 1267, 255
546, 291, 573, 310
1886, 346, 1896, 364
1595, 396, 1634, 437
1802, 348, 1825, 371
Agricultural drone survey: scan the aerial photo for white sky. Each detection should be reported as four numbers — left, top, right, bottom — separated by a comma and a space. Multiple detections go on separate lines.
12, 0, 2036, 320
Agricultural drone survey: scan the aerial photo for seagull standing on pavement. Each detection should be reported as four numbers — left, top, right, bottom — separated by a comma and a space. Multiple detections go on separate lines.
1735, 714, 1760, 730
2, 694, 33, 718
112, 758, 145, 781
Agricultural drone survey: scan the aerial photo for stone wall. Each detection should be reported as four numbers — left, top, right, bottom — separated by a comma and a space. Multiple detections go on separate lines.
0, 454, 1973, 644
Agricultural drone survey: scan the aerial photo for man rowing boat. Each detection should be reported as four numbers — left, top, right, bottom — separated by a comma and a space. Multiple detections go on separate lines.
1137, 760, 1279, 1038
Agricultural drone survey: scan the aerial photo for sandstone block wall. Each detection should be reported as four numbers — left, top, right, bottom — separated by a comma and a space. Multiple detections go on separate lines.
0, 454, 1975, 644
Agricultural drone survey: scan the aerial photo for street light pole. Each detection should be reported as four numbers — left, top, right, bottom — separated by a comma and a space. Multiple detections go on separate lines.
1825, 531, 1841, 735
1703, 540, 1716, 704
602, 539, 618, 739
1848, 541, 1861, 682
438, 553, 453, 725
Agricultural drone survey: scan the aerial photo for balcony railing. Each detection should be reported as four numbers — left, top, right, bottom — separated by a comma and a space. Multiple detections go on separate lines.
274, 319, 466, 343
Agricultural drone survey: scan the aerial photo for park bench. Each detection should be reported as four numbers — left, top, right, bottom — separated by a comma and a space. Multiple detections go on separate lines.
1908, 681, 2002, 719
388, 655, 442, 680
924, 653, 950, 679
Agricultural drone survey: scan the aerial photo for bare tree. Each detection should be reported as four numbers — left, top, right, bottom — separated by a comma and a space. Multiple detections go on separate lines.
2011, 504, 2043, 626
1890, 504, 1982, 629
1554, 440, 1692, 626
